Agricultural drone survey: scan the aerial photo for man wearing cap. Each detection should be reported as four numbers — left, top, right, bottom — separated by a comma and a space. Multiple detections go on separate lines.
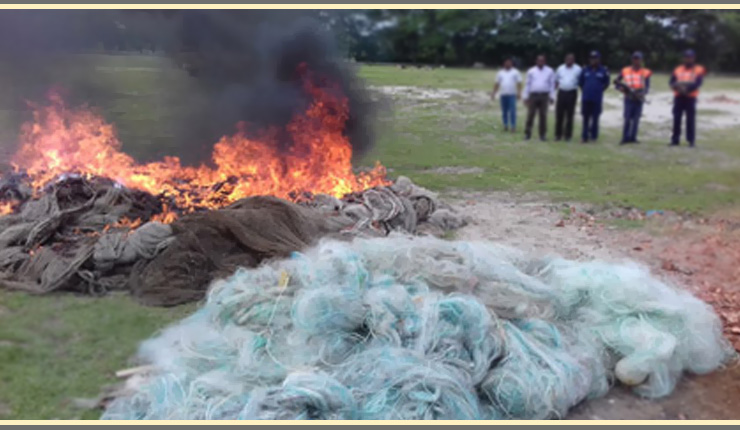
614, 51, 652, 145
669, 49, 705, 147
554, 53, 582, 142
578, 51, 610, 143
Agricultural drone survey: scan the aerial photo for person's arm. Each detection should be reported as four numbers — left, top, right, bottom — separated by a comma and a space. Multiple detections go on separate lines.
555, 67, 560, 91
578, 69, 585, 89
492, 82, 500, 99
602, 69, 610, 92
614, 72, 624, 92
522, 70, 531, 102
644, 76, 651, 95
687, 72, 704, 92
669, 72, 677, 90
687, 75, 703, 92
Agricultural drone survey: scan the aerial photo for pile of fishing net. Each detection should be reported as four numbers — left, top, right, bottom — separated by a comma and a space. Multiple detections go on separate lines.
102, 235, 735, 420
0, 173, 465, 306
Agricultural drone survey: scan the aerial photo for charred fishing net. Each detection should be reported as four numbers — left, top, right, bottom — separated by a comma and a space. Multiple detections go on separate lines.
102, 235, 735, 420
0, 173, 465, 305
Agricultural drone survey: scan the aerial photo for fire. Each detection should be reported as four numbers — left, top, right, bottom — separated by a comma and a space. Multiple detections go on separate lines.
8, 67, 387, 218
0, 201, 15, 216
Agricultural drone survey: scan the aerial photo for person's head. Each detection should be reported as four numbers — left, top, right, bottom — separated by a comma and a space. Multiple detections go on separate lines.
565, 53, 575, 66
536, 55, 546, 67
631, 51, 643, 68
503, 58, 513, 69
682, 49, 696, 66
589, 50, 601, 67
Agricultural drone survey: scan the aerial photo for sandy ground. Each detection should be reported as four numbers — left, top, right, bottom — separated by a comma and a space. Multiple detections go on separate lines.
448, 192, 740, 420
600, 92, 740, 130
372, 85, 740, 136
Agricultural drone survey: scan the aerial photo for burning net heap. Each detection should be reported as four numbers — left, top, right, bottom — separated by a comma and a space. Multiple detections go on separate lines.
3, 66, 387, 217
0, 70, 464, 306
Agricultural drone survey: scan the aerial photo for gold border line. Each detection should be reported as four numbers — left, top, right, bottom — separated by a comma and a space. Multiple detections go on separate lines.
1, 3, 738, 425
4, 419, 740, 425
2, 4, 740, 9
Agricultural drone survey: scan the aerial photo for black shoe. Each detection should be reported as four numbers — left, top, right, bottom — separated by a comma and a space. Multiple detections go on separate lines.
633, 140, 641, 144
689, 143, 696, 148
581, 139, 588, 144
555, 137, 562, 142
524, 134, 531, 141
668, 142, 679, 147
540, 137, 548, 142
619, 140, 629, 145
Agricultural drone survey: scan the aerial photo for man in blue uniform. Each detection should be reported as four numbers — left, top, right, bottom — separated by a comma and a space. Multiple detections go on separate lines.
578, 51, 610, 143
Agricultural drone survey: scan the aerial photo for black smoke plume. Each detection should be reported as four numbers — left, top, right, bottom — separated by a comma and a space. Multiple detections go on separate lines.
173, 10, 376, 163
0, 10, 375, 165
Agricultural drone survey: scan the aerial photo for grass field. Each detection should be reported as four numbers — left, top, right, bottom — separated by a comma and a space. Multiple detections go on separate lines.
1, 55, 739, 419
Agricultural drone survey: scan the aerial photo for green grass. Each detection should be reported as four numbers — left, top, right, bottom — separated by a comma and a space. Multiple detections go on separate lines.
360, 64, 740, 213
359, 64, 740, 92
0, 291, 196, 419
1, 56, 740, 420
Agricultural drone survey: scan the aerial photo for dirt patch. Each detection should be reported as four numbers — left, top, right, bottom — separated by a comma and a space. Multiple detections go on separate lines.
600, 91, 740, 131
421, 166, 485, 175
447, 191, 740, 420
707, 94, 740, 104
370, 85, 480, 101
373, 85, 740, 134
0, 402, 11, 418
609, 219, 740, 351
451, 191, 624, 261
706, 183, 733, 192
568, 366, 740, 420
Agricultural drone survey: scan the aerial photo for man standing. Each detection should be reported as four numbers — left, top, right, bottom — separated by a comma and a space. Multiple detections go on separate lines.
614, 51, 651, 145
578, 51, 610, 143
523, 54, 556, 141
670, 49, 705, 147
492, 58, 522, 133
554, 53, 582, 142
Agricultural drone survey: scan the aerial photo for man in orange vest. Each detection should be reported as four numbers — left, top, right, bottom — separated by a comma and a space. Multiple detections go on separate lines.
670, 49, 705, 147
614, 51, 652, 145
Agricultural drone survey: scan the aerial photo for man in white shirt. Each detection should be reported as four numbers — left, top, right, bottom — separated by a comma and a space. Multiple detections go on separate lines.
492, 58, 522, 132
523, 54, 556, 141
555, 53, 582, 142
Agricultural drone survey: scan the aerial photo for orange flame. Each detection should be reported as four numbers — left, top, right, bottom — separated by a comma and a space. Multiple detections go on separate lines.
111, 217, 143, 230
9, 69, 387, 218
0, 201, 15, 216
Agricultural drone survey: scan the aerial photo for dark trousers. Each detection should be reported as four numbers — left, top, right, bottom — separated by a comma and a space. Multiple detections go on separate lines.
581, 100, 602, 142
500, 95, 517, 129
622, 98, 644, 143
672, 96, 697, 146
555, 89, 577, 140
525, 92, 549, 139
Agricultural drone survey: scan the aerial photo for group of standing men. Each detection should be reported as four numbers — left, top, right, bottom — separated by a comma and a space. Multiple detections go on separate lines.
491, 50, 705, 146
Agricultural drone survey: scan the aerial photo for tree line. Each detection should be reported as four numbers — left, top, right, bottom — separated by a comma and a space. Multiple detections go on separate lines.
332, 10, 740, 72
1, 10, 739, 73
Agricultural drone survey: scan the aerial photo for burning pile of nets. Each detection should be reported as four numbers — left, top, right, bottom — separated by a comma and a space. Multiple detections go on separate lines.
101, 235, 735, 420
0, 172, 465, 306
